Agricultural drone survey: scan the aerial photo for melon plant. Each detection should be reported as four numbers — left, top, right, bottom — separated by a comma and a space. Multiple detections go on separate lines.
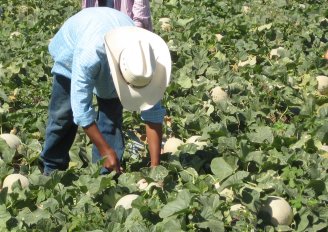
185, 135, 207, 148
210, 86, 228, 103
214, 182, 234, 202
316, 75, 328, 95
163, 137, 184, 153
115, 194, 139, 209
2, 173, 29, 193
259, 196, 293, 226
0, 133, 21, 149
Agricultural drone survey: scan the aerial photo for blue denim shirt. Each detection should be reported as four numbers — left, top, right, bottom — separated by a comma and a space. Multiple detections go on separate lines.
48, 8, 165, 127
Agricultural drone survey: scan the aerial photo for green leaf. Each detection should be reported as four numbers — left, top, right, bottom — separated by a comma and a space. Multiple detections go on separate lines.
210, 157, 235, 181
159, 190, 192, 218
16, 208, 51, 227
148, 165, 169, 181
40, 198, 59, 214
247, 126, 274, 144
296, 211, 310, 232
153, 218, 184, 232
176, 18, 194, 27
118, 172, 139, 192
245, 151, 264, 164
176, 73, 192, 89
307, 180, 326, 196
0, 140, 16, 163
0, 89, 8, 101
124, 208, 148, 232
0, 205, 11, 229
217, 171, 249, 192
179, 167, 198, 183
291, 134, 311, 150
197, 220, 224, 232
317, 103, 328, 118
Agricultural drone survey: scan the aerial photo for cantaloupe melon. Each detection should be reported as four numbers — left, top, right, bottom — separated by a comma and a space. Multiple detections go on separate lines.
210, 86, 228, 103
115, 194, 139, 209
2, 173, 29, 193
230, 203, 245, 212
215, 34, 223, 42
242, 5, 251, 14
270, 47, 285, 59
186, 136, 207, 149
316, 75, 328, 95
136, 178, 148, 190
136, 179, 163, 191
321, 145, 328, 152
163, 137, 184, 153
159, 18, 171, 31
259, 196, 293, 226
0, 133, 21, 149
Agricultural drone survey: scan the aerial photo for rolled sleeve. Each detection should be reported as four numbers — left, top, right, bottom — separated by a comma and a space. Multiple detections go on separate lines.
71, 44, 101, 127
73, 107, 97, 127
141, 101, 166, 124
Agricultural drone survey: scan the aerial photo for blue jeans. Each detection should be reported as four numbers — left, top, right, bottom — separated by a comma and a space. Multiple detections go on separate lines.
40, 75, 124, 175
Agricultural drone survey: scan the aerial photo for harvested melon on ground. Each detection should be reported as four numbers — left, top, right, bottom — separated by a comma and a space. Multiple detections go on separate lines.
2, 173, 29, 193
163, 137, 184, 153
159, 18, 172, 31
230, 204, 246, 212
0, 133, 21, 149
186, 136, 207, 148
269, 47, 286, 59
137, 179, 163, 191
210, 86, 228, 103
316, 75, 328, 95
136, 178, 148, 190
259, 196, 293, 226
215, 34, 223, 42
115, 194, 139, 209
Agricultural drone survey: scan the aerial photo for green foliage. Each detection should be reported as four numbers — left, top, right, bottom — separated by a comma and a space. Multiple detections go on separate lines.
0, 0, 327, 231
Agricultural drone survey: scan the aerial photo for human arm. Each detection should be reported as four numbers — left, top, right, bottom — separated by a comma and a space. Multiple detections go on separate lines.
141, 102, 165, 166
83, 122, 121, 172
71, 43, 121, 172
145, 121, 162, 167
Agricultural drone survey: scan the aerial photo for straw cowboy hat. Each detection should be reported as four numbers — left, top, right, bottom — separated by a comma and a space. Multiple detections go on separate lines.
104, 26, 171, 111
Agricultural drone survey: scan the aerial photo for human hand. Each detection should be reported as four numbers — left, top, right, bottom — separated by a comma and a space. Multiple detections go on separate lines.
103, 148, 122, 174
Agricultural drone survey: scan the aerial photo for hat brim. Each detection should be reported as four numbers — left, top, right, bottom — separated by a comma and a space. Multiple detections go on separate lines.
104, 26, 171, 112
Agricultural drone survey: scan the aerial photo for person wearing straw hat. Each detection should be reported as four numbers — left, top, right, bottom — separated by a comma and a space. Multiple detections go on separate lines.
39, 7, 171, 175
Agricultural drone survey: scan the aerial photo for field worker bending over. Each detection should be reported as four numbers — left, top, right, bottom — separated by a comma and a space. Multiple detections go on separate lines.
39, 7, 171, 175
81, 0, 153, 31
